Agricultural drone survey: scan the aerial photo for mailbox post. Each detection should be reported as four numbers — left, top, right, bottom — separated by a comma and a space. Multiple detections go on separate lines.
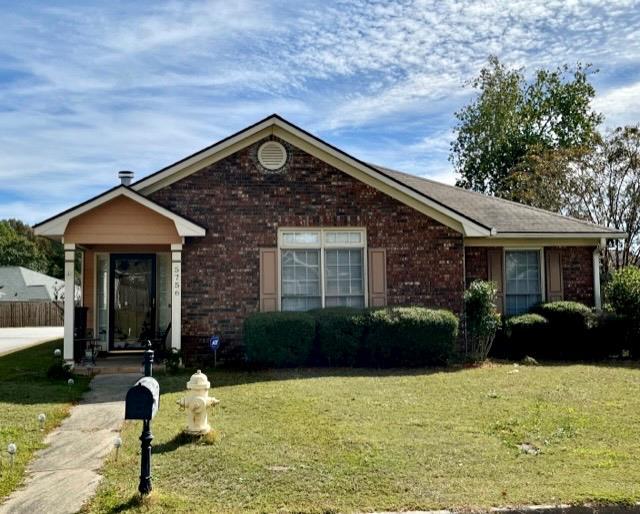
125, 370, 160, 495
143, 340, 154, 377
139, 419, 153, 495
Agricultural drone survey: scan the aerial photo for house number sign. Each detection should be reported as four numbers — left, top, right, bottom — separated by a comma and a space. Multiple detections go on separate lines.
172, 263, 181, 298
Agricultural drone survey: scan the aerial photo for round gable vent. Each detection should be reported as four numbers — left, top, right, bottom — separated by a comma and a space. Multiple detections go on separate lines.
258, 141, 287, 170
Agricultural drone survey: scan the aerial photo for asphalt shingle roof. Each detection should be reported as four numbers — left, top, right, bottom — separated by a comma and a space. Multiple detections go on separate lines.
0, 266, 63, 301
373, 165, 624, 236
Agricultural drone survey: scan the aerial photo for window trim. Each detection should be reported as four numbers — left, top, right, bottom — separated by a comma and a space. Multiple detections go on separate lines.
503, 247, 546, 315
277, 227, 368, 310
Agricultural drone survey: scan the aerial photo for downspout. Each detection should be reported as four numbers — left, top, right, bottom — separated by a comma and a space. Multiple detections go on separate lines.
593, 238, 605, 311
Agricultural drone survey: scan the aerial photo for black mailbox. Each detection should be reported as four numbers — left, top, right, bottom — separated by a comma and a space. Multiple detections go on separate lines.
125, 377, 160, 420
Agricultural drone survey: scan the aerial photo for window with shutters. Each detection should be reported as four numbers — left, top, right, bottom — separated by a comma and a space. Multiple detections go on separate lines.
505, 250, 543, 315
279, 229, 367, 311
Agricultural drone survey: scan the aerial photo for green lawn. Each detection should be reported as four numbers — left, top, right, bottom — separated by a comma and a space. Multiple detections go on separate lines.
0, 339, 89, 498
88, 363, 640, 513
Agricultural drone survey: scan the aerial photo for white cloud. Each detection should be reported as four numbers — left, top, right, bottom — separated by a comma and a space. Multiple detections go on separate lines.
594, 81, 640, 128
0, 0, 639, 224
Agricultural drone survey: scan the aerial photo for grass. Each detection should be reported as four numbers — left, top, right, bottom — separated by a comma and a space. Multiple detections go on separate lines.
0, 339, 89, 498
87, 363, 640, 513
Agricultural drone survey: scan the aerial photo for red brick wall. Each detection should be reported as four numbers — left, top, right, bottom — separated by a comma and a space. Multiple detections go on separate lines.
149, 138, 465, 362
555, 246, 595, 306
464, 247, 488, 285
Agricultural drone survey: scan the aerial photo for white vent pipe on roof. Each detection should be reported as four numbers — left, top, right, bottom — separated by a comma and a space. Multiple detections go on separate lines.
118, 170, 134, 186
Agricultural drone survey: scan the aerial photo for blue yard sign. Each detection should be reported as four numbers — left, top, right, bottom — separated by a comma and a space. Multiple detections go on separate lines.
210, 336, 220, 367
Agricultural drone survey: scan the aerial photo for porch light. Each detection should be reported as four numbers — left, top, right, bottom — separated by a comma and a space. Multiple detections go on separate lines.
54, 349, 61, 358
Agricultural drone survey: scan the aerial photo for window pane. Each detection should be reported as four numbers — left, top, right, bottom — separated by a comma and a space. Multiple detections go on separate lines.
282, 297, 322, 311
326, 231, 363, 245
505, 250, 541, 315
326, 279, 338, 295
326, 296, 365, 308
282, 251, 294, 266
283, 231, 320, 245
281, 249, 321, 311
324, 249, 364, 307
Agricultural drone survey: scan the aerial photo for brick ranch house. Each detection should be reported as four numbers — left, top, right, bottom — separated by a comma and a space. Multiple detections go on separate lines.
34, 115, 625, 365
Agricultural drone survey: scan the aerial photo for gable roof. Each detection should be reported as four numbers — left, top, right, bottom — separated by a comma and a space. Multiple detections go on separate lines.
0, 266, 63, 302
132, 114, 492, 237
131, 114, 624, 239
374, 166, 626, 238
33, 186, 206, 238
34, 114, 625, 241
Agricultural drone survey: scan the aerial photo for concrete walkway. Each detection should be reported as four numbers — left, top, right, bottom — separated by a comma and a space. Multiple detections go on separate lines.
0, 373, 139, 514
0, 326, 63, 356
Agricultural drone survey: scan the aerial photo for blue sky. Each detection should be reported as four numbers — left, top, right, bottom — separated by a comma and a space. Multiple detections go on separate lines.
1, 0, 639, 225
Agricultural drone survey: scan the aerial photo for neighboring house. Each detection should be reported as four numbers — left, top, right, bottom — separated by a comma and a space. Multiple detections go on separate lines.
0, 266, 64, 302
33, 115, 625, 363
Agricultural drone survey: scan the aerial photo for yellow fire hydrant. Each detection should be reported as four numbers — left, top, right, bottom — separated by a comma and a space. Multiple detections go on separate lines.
176, 370, 220, 435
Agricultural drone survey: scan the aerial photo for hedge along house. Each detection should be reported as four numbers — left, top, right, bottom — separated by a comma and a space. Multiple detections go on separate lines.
34, 115, 625, 365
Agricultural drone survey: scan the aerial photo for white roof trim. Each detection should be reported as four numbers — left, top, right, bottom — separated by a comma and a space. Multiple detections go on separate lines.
34, 186, 206, 238
132, 115, 492, 237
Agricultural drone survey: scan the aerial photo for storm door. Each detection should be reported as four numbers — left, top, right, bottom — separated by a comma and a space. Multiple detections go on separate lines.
109, 254, 156, 350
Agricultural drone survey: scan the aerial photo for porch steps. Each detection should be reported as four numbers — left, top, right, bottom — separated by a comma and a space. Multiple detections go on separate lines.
74, 355, 166, 376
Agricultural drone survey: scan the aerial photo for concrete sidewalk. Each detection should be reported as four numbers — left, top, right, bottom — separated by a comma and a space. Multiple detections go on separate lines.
0, 373, 139, 514
0, 326, 63, 356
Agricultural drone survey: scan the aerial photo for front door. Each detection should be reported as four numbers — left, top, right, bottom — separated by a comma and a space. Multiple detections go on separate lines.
109, 254, 156, 350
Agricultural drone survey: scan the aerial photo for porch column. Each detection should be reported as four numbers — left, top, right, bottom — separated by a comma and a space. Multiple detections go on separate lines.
171, 243, 182, 350
64, 243, 75, 364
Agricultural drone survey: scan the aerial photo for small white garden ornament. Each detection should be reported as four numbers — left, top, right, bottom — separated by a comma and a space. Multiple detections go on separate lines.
7, 443, 16, 466
114, 436, 122, 461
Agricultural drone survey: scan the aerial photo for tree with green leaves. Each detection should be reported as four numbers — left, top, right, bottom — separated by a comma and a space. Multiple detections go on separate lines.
0, 219, 63, 278
451, 56, 602, 197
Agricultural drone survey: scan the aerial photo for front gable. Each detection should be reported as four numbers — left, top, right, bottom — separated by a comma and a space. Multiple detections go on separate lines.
33, 186, 206, 240
147, 135, 465, 243
64, 195, 182, 245
133, 115, 491, 237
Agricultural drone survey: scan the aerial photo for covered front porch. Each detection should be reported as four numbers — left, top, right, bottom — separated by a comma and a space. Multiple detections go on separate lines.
34, 185, 206, 365
70, 244, 180, 357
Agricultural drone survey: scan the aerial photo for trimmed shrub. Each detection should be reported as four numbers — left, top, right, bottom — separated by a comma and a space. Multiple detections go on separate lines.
531, 301, 595, 359
362, 307, 459, 367
605, 266, 640, 357
503, 313, 548, 360
310, 307, 366, 366
464, 280, 501, 362
589, 311, 629, 359
244, 312, 315, 367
